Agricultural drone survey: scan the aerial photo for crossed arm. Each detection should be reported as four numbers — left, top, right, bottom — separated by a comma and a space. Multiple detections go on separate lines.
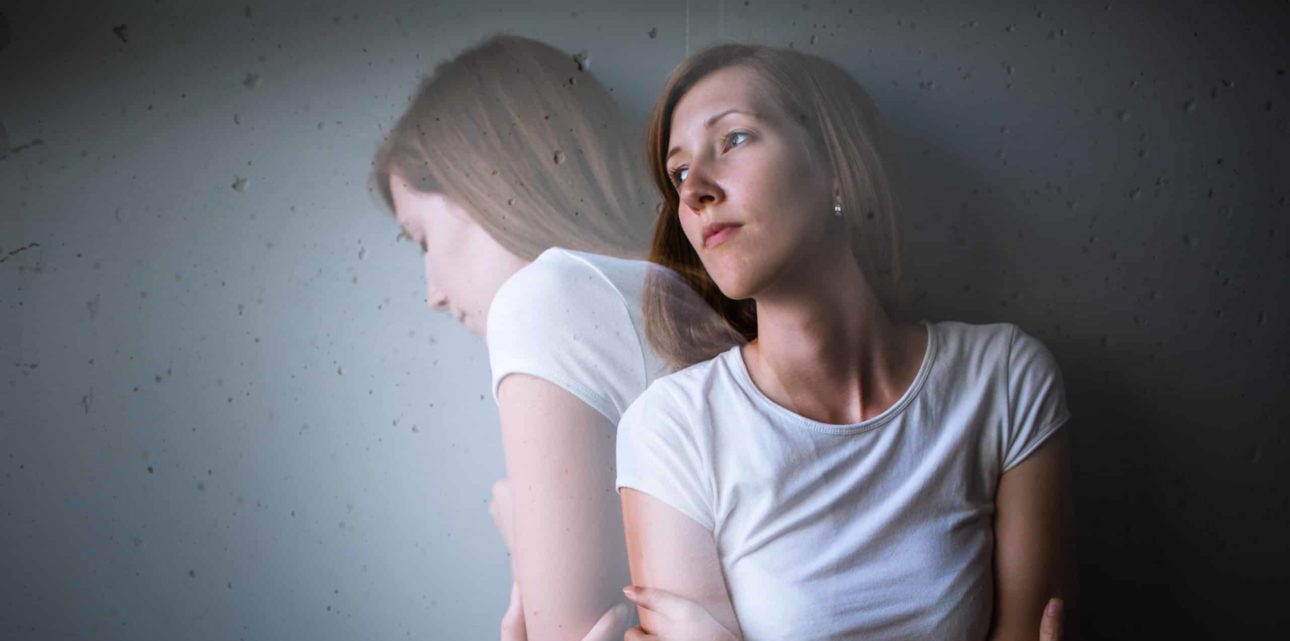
494, 370, 1072, 640
495, 373, 632, 641
620, 488, 743, 640
618, 429, 1075, 641
988, 428, 1075, 641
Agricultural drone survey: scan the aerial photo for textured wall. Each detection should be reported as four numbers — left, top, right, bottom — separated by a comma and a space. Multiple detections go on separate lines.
2, 1, 1286, 639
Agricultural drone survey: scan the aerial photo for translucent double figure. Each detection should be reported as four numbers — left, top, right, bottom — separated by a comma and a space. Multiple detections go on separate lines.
371, 34, 1072, 641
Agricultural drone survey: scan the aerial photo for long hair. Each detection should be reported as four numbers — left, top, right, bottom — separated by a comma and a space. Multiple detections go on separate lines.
643, 43, 905, 368
371, 34, 654, 260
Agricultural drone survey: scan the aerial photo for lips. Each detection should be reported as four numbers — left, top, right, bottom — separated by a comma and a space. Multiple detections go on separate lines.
702, 222, 742, 249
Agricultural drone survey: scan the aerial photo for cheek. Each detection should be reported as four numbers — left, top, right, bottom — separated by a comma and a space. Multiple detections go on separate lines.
436, 219, 500, 307
738, 158, 793, 209
677, 212, 702, 247
420, 249, 445, 299
422, 239, 460, 298
745, 157, 827, 238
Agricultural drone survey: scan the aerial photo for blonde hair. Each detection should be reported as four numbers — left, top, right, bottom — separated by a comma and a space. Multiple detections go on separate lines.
371, 34, 654, 260
643, 43, 905, 367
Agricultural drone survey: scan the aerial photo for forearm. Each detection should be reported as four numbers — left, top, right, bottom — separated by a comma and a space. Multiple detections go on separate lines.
499, 374, 631, 641
621, 489, 741, 637
510, 501, 630, 640
988, 430, 1074, 641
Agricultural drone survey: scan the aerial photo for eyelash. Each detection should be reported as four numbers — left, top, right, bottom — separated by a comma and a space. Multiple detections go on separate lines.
669, 130, 750, 186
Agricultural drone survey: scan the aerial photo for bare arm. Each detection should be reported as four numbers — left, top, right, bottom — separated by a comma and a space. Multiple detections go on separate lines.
620, 488, 741, 639
988, 428, 1075, 641
497, 374, 629, 641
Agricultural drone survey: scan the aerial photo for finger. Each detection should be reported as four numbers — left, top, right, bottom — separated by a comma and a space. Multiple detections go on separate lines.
623, 625, 658, 641
580, 603, 630, 641
500, 582, 526, 641
1039, 597, 1063, 641
622, 585, 699, 621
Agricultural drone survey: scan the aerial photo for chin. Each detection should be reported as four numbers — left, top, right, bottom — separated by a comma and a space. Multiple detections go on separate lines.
464, 317, 485, 337
701, 255, 762, 301
710, 273, 759, 302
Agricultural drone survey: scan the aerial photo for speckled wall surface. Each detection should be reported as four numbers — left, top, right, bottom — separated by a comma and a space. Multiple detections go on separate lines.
2, 1, 1285, 639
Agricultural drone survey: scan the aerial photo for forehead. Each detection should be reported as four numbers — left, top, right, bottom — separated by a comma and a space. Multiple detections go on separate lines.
670, 65, 777, 136
388, 173, 472, 234
387, 176, 413, 219
386, 175, 431, 231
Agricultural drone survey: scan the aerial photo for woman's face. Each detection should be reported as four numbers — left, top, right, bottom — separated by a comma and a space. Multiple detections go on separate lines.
389, 173, 527, 336
665, 65, 837, 300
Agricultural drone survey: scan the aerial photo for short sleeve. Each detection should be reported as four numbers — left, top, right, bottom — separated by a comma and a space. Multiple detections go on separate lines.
1001, 324, 1071, 472
615, 383, 716, 532
486, 249, 647, 425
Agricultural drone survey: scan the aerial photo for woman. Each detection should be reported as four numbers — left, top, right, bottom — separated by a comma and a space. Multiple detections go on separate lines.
616, 44, 1074, 640
370, 34, 741, 641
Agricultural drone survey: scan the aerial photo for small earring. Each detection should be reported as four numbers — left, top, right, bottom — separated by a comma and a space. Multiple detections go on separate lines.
832, 202, 843, 217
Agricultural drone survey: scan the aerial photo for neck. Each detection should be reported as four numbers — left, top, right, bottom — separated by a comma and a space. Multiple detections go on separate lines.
742, 253, 922, 425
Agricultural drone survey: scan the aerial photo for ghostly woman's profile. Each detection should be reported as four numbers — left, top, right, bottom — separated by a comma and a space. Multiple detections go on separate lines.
367, 33, 742, 641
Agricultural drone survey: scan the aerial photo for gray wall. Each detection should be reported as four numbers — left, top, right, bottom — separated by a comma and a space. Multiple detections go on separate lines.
2, 1, 1286, 639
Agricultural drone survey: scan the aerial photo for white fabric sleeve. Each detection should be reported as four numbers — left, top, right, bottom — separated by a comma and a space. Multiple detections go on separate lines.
486, 250, 646, 424
615, 384, 716, 532
1001, 324, 1072, 472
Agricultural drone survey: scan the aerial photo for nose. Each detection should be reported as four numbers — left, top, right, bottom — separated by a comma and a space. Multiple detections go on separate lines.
425, 277, 450, 312
421, 251, 451, 312
426, 290, 450, 312
678, 161, 723, 214
425, 285, 451, 312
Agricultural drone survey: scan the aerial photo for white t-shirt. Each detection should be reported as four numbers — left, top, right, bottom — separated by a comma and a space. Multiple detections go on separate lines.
486, 247, 671, 424
616, 320, 1071, 641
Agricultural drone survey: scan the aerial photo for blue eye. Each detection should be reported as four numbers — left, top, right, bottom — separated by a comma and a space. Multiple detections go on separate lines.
669, 132, 748, 187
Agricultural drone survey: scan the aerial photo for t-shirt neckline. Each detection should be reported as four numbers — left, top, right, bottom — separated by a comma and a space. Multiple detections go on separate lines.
726, 320, 937, 434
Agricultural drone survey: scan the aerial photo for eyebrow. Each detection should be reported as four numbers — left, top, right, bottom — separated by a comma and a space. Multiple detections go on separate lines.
666, 109, 758, 161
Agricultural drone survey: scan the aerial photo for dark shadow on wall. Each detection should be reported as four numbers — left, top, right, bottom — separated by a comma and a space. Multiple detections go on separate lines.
1063, 364, 1289, 639
889, 85, 1289, 638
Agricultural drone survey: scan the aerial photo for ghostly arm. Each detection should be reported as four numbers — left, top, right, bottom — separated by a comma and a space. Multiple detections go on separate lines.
497, 373, 630, 641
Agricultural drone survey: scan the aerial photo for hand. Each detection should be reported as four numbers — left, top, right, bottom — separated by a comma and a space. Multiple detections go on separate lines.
489, 477, 515, 554
1039, 597, 1064, 641
621, 585, 740, 641
500, 581, 632, 641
